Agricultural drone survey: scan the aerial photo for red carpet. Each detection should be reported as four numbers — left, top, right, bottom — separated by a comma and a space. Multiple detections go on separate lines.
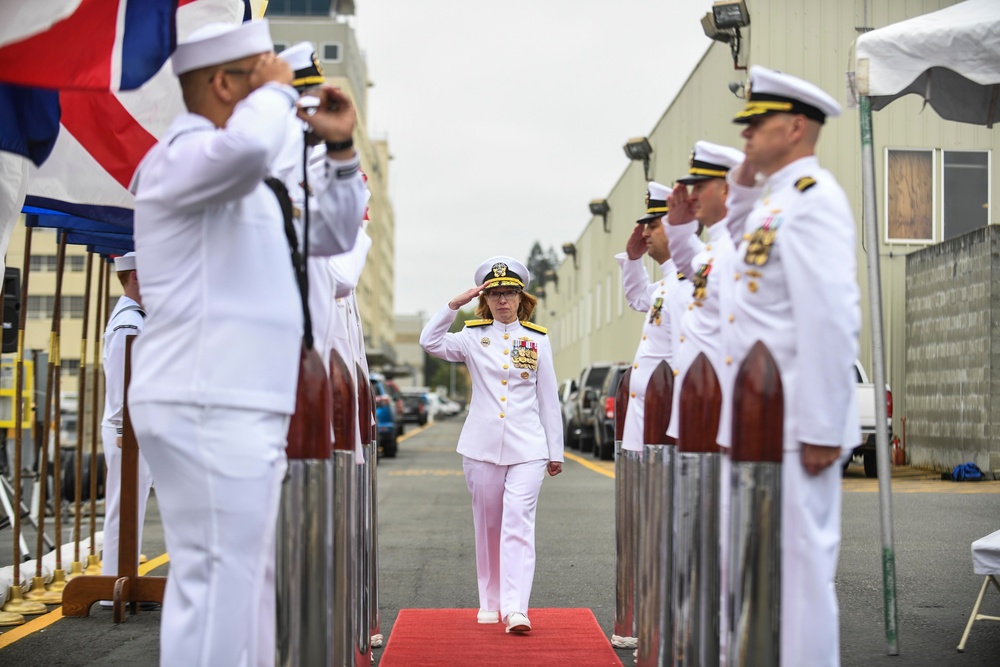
378, 608, 623, 666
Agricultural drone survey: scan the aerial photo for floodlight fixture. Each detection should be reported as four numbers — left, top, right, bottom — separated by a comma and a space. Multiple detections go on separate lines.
590, 199, 611, 233
712, 0, 750, 29
623, 137, 654, 182
562, 242, 578, 270
543, 268, 559, 293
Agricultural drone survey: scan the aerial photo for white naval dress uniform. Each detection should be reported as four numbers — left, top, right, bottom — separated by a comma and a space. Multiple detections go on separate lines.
419, 305, 563, 619
724, 155, 860, 667
130, 81, 366, 667
100, 295, 152, 582
615, 254, 688, 452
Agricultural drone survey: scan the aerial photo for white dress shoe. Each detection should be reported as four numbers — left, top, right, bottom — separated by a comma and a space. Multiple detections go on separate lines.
505, 611, 531, 633
477, 610, 500, 624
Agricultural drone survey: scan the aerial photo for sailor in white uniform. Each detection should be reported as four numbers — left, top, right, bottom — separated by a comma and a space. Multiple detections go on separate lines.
420, 256, 563, 634
723, 65, 860, 667
99, 252, 152, 589
129, 20, 366, 667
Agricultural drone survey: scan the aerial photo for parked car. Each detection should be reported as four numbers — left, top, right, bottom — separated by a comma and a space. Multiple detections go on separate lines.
846, 360, 893, 478
438, 396, 462, 417
591, 363, 632, 460
401, 392, 429, 425
557, 379, 578, 448
370, 372, 401, 458
384, 378, 406, 439
566, 362, 616, 453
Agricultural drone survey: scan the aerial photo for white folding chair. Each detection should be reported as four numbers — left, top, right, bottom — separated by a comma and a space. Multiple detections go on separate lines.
957, 529, 1000, 652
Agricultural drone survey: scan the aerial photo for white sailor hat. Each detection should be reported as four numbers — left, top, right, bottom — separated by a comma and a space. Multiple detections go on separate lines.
733, 65, 841, 125
113, 252, 136, 272
636, 181, 670, 223
172, 20, 274, 76
475, 256, 530, 291
677, 141, 745, 184
279, 41, 324, 91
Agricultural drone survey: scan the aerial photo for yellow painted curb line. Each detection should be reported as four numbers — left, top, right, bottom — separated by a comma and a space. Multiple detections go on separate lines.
397, 421, 433, 443
564, 451, 615, 479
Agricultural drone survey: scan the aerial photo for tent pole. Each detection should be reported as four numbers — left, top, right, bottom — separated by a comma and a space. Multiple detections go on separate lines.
859, 94, 900, 656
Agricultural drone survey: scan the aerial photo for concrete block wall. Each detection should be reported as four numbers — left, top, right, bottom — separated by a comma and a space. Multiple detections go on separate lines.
905, 226, 1000, 473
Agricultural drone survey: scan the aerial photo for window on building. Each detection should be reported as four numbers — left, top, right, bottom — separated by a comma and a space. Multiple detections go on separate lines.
273, 42, 288, 53
67, 255, 85, 272
594, 283, 601, 330
62, 358, 80, 377
885, 148, 934, 243
266, 0, 331, 16
29, 255, 57, 272
27, 296, 86, 319
321, 42, 342, 62
943, 151, 990, 242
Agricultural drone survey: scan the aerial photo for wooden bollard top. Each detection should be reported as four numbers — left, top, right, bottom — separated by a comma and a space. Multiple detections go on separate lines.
731, 341, 784, 463
287, 345, 333, 460
614, 367, 632, 441
356, 362, 372, 444
643, 360, 674, 446
329, 350, 356, 453
678, 352, 721, 454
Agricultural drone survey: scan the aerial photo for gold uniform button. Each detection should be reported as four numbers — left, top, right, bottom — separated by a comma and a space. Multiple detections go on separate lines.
673, 369, 680, 376
688, 304, 694, 311
503, 349, 509, 355
633, 363, 639, 369
503, 333, 509, 340
500, 413, 505, 418
748, 281, 758, 293
706, 244, 712, 251
729, 314, 735, 323
660, 280, 665, 286
503, 364, 509, 369
501, 379, 507, 385
630, 391, 636, 398
725, 356, 733, 365
734, 272, 741, 281
642, 335, 647, 340
500, 396, 506, 402
679, 335, 685, 343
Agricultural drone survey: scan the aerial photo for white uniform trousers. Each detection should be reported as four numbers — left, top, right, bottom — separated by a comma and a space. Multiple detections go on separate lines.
780, 451, 844, 667
463, 457, 547, 619
100, 425, 153, 578
131, 402, 288, 667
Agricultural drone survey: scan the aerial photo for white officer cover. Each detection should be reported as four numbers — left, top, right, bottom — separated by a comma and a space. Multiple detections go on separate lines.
854, 0, 1000, 126
972, 529, 1000, 576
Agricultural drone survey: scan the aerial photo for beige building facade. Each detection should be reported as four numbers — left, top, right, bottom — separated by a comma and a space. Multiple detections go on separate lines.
546, 0, 997, 441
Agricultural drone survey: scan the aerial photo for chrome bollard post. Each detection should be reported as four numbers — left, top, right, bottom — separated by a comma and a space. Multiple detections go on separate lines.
354, 370, 373, 666
276, 346, 334, 667
637, 361, 675, 667
673, 353, 722, 667
728, 341, 783, 667
613, 367, 637, 648
331, 352, 360, 667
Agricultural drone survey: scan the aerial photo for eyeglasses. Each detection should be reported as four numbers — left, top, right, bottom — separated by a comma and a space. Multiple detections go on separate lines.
485, 290, 521, 302
209, 68, 251, 85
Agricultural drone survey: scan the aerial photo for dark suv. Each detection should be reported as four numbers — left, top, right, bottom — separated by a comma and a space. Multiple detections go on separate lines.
591, 362, 631, 460
370, 373, 402, 458
566, 362, 616, 453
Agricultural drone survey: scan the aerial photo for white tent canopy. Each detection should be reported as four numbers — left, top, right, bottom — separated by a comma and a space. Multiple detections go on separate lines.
854, 0, 1000, 126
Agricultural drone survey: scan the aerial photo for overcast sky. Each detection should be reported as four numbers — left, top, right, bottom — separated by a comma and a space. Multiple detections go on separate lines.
352, 1, 713, 317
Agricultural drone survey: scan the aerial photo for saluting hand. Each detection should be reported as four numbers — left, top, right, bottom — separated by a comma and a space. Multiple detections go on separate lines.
731, 158, 759, 187
625, 224, 647, 260
248, 52, 293, 91
298, 85, 357, 150
547, 461, 562, 476
448, 283, 488, 311
666, 184, 695, 226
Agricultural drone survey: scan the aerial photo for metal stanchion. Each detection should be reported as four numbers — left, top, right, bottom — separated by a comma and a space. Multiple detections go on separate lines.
276, 344, 333, 667
637, 360, 674, 667
331, 351, 360, 667
354, 365, 372, 666
673, 353, 722, 667
612, 367, 637, 649
47, 232, 69, 595
85, 260, 108, 576
728, 341, 783, 667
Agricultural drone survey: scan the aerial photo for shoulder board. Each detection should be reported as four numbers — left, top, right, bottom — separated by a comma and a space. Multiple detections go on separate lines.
521, 321, 547, 335
795, 176, 817, 193
464, 318, 493, 328
676, 272, 685, 281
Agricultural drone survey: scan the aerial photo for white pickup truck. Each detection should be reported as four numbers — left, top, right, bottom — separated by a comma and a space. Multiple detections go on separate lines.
848, 360, 892, 477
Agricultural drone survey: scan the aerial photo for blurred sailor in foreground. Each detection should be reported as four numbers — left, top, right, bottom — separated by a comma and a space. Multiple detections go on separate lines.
129, 19, 366, 666
724, 65, 860, 667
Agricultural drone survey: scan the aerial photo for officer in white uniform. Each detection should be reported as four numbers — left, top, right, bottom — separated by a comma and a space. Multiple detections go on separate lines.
99, 252, 152, 590
724, 65, 860, 667
129, 20, 366, 667
609, 182, 687, 649
420, 256, 563, 634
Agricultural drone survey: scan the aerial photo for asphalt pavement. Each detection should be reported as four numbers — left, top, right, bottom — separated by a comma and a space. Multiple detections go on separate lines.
1, 418, 999, 665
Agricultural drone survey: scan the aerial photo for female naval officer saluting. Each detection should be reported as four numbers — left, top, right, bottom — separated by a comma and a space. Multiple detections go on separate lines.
420, 255, 564, 634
